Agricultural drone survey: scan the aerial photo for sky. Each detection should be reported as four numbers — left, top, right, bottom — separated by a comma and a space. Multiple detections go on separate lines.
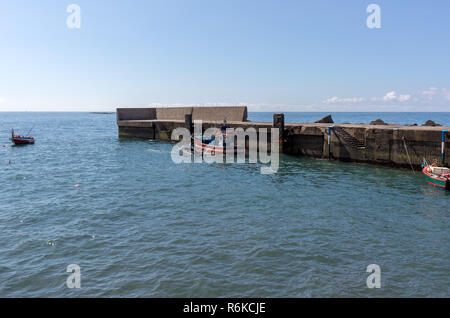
0, 0, 449, 112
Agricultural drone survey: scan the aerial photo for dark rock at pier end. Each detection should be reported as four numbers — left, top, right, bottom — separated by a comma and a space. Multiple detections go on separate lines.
315, 114, 334, 123
370, 119, 388, 125
422, 120, 442, 127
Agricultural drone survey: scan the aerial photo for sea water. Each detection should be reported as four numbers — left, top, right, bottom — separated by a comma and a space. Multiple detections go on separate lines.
0, 112, 448, 297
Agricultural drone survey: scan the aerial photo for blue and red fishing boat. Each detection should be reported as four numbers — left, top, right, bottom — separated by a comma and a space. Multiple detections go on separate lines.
10, 128, 35, 145
422, 159, 449, 189
194, 125, 245, 155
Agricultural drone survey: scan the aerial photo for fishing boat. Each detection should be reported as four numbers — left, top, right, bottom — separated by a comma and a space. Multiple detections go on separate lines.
10, 128, 35, 145
422, 159, 450, 189
194, 125, 245, 155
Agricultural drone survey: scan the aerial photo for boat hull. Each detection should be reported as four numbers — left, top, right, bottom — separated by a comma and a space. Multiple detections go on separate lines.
11, 138, 35, 145
422, 167, 449, 189
194, 138, 245, 155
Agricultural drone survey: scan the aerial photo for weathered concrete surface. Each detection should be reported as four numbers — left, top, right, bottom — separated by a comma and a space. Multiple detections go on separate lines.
117, 106, 248, 141
116, 108, 156, 121
192, 106, 247, 122
156, 107, 193, 121
117, 106, 247, 122
117, 107, 450, 168
283, 123, 450, 168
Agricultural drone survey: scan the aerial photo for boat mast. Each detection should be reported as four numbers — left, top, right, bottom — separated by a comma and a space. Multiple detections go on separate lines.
26, 125, 34, 136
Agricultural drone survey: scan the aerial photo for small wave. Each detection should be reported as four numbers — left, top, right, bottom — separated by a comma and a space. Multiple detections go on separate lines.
146, 148, 168, 154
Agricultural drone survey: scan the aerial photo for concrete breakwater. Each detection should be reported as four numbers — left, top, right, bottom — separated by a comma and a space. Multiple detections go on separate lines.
117, 106, 450, 169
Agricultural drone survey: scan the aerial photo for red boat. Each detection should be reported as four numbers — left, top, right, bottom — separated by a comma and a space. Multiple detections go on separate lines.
194, 125, 245, 155
422, 160, 450, 189
10, 129, 35, 145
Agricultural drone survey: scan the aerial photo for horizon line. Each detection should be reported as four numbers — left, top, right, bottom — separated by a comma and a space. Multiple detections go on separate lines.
1, 110, 450, 113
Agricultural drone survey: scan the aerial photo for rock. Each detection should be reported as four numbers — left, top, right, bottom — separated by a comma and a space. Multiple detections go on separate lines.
407, 123, 418, 126
370, 119, 388, 125
422, 120, 442, 127
315, 114, 334, 123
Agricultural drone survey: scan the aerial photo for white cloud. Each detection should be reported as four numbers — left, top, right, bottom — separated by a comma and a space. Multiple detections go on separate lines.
381, 91, 410, 102
144, 87, 449, 112
0, 97, 5, 104
421, 87, 438, 99
383, 91, 397, 101
441, 88, 450, 101
323, 96, 338, 104
398, 94, 411, 102
417, 87, 450, 103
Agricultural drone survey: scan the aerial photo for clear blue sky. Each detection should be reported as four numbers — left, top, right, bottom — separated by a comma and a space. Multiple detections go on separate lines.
0, 0, 449, 111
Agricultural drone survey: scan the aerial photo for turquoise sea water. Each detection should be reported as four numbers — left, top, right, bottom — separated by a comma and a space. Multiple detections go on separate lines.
0, 112, 449, 297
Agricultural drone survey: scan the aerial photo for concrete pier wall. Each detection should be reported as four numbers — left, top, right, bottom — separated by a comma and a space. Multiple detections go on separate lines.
116, 108, 156, 121
283, 123, 450, 168
117, 106, 247, 122
117, 107, 450, 168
